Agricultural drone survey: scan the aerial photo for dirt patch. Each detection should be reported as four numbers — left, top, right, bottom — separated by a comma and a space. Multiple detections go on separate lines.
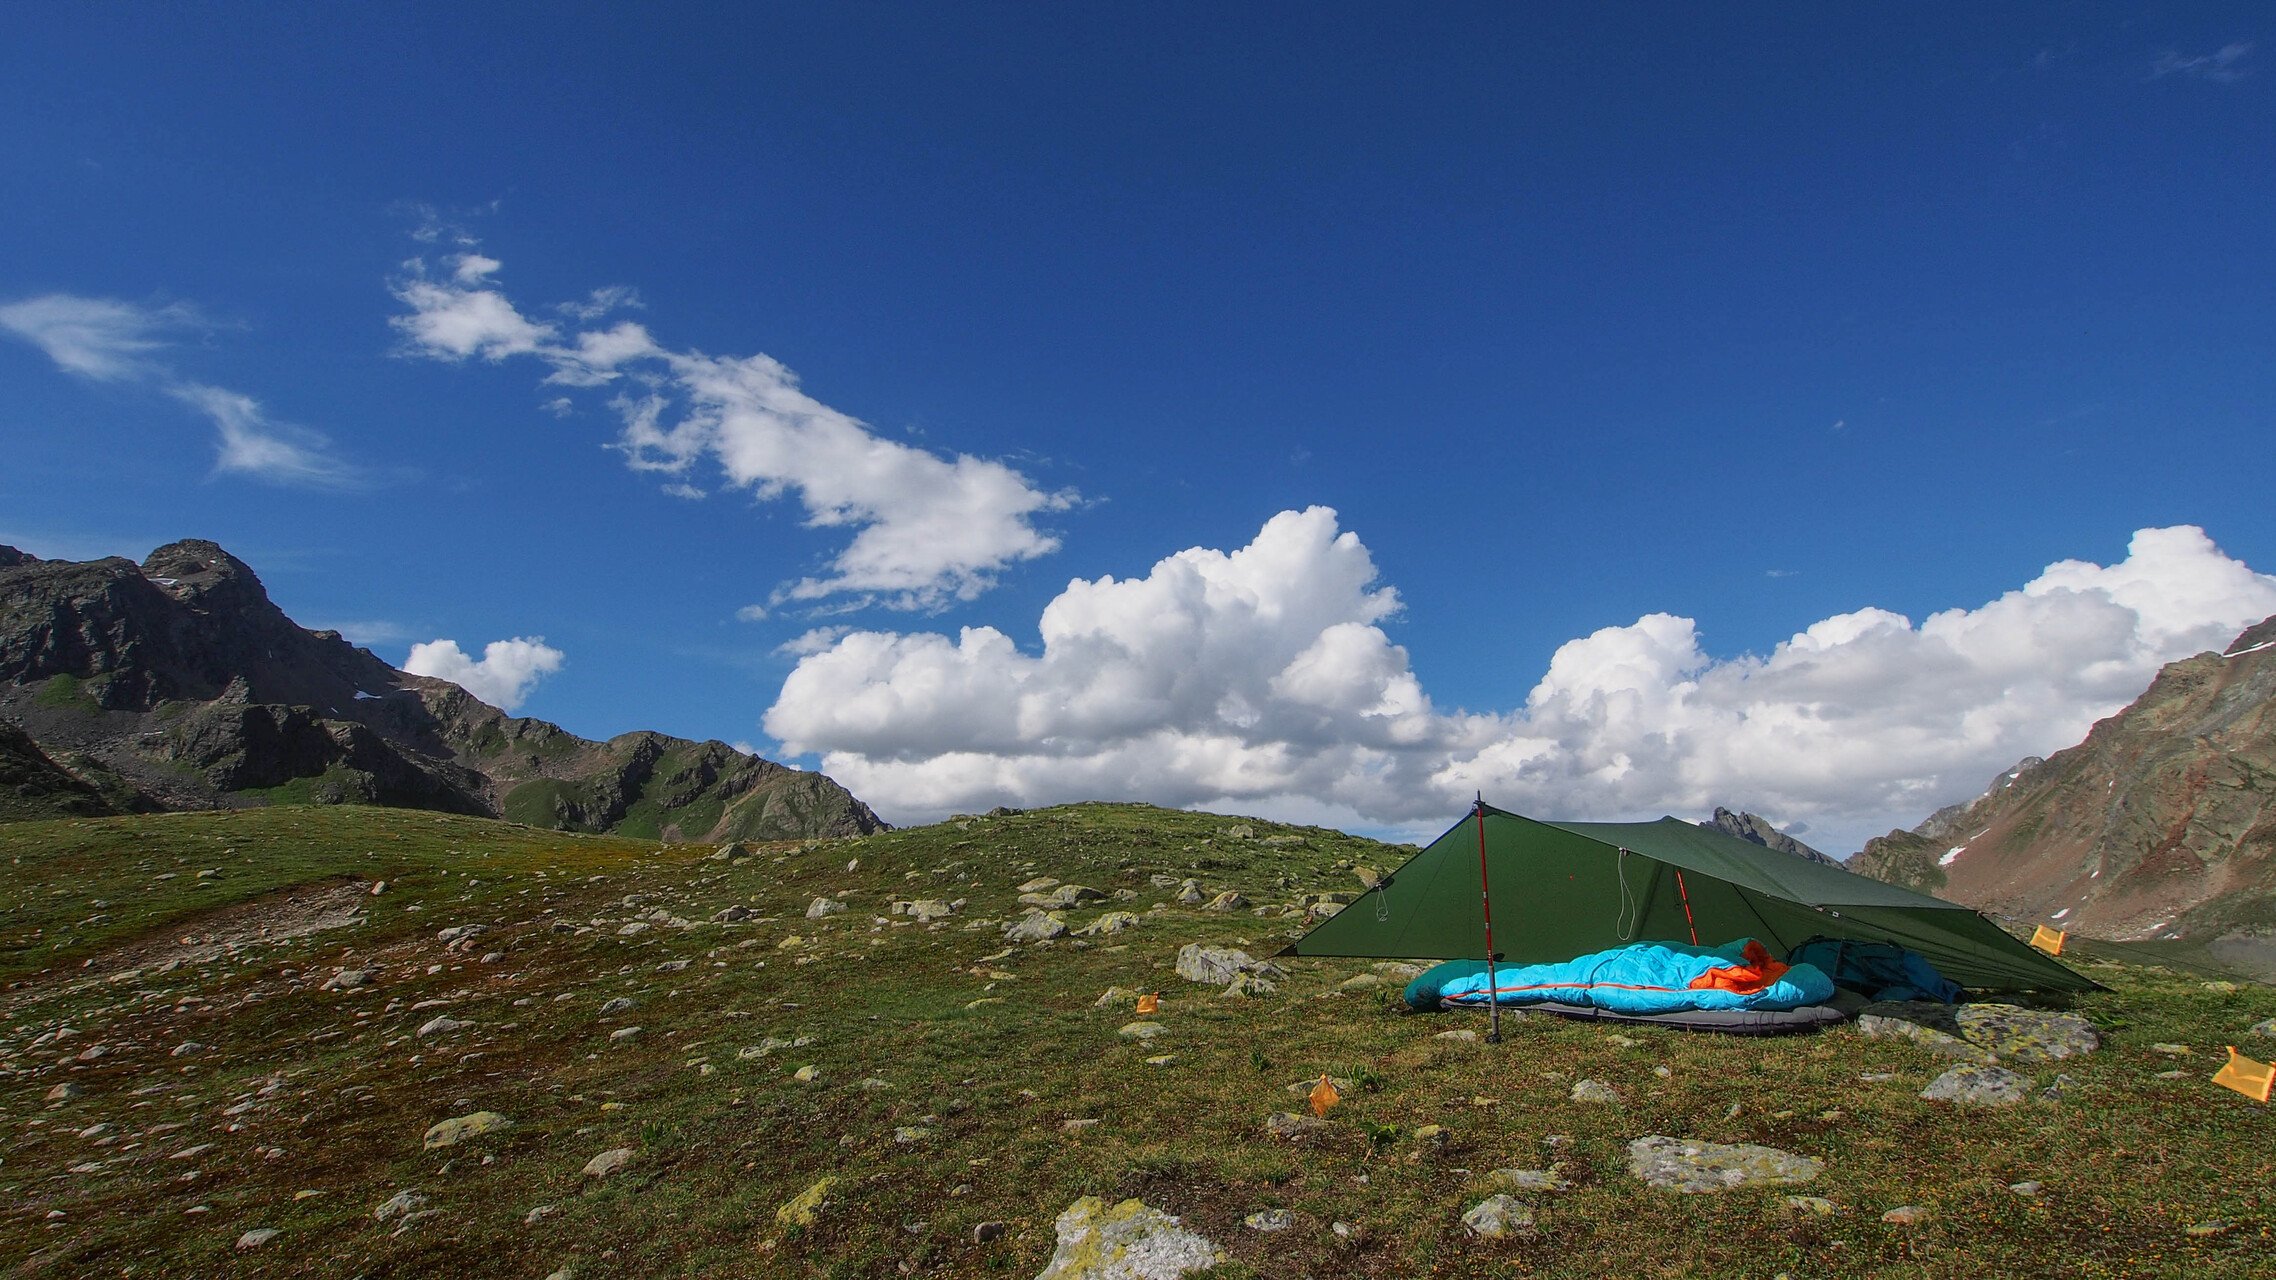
55, 878, 370, 990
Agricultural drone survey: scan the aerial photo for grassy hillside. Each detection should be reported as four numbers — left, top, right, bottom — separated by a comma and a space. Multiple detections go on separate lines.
2, 804, 2271, 1278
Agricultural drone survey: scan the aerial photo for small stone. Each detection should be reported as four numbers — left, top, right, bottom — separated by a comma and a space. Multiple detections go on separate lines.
1202, 890, 1248, 911
2008, 1181, 2043, 1196
1118, 1021, 1167, 1041
525, 1204, 560, 1225
894, 1126, 933, 1144
1338, 973, 1384, 992
2248, 1017, 2276, 1038
422, 1111, 513, 1149
805, 898, 847, 920
776, 1176, 837, 1230
1919, 1065, 2029, 1107
417, 1016, 470, 1038
2184, 1220, 2235, 1238
1243, 1209, 1294, 1232
1435, 1029, 1478, 1042
582, 1148, 635, 1178
1144, 1054, 1175, 1066
236, 1227, 279, 1249
370, 880, 388, 895
793, 1064, 821, 1082
2155, 1069, 2191, 1080
1881, 1205, 1932, 1226
972, 1220, 1008, 1243
1486, 1168, 1570, 1192
1461, 1194, 1534, 1239
713, 905, 752, 923
610, 1026, 642, 1042
1220, 972, 1277, 997
1265, 1111, 1329, 1140
45, 1083, 82, 1103
599, 997, 634, 1016
1569, 1079, 1618, 1104
373, 1190, 430, 1222
1784, 1196, 1837, 1216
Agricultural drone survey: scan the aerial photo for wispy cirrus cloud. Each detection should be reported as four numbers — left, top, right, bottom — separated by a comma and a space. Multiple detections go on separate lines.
0, 294, 200, 381
0, 293, 367, 488
389, 247, 1074, 610
2151, 42, 2253, 83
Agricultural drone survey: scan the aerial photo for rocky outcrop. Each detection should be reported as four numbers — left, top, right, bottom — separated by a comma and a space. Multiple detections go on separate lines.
0, 718, 117, 819
1699, 807, 1837, 866
0, 541, 885, 840
1851, 614, 2276, 955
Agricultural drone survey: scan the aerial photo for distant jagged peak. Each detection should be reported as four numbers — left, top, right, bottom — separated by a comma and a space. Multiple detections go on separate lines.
0, 546, 36, 569
1700, 806, 1838, 865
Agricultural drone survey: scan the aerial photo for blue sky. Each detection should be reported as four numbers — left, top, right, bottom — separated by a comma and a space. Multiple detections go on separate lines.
4, 5, 2272, 851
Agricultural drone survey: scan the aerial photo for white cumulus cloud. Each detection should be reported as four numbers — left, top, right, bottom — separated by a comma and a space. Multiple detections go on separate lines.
766, 515, 2276, 852
390, 249, 1073, 610
403, 636, 566, 712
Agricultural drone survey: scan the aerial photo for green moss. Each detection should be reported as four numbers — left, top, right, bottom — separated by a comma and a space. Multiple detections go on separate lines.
33, 674, 100, 714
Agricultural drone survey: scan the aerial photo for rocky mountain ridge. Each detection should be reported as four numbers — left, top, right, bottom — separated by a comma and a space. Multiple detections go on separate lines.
1850, 614, 2276, 964
0, 540, 884, 840
1699, 806, 1838, 866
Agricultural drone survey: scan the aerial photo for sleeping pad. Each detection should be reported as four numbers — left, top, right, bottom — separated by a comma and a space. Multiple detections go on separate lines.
1404, 938, 1835, 1015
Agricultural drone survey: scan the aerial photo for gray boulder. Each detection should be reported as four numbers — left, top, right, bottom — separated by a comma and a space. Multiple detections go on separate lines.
1175, 944, 1282, 986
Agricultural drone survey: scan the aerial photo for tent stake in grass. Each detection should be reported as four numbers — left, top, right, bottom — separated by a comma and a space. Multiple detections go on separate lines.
1473, 793, 1502, 1044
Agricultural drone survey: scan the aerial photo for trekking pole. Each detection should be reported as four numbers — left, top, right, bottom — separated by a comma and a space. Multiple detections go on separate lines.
1473, 793, 1501, 1045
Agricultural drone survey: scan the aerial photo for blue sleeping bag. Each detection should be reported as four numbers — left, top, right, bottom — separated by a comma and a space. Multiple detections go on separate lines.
1407, 939, 1836, 1016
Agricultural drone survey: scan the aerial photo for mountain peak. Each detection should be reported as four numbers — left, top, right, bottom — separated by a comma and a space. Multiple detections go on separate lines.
1701, 806, 1837, 865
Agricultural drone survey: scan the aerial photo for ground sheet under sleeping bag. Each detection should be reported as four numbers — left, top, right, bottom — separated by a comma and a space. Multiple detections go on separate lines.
1404, 939, 1836, 1016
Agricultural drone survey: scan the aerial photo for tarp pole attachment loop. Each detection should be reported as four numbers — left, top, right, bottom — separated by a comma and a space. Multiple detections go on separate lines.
1474, 793, 1501, 1045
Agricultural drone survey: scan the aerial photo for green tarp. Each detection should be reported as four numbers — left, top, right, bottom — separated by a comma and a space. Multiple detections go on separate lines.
1285, 804, 2095, 992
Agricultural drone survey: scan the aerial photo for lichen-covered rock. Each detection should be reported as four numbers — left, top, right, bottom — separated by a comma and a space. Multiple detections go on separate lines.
1953, 1005, 2098, 1062
1034, 1195, 1222, 1279
1919, 1064, 2029, 1107
421, 1111, 513, 1149
1220, 972, 1276, 997
1569, 1080, 1618, 1104
805, 897, 846, 919
2248, 1017, 2276, 1038
1461, 1194, 1534, 1239
775, 1176, 837, 1230
1201, 890, 1248, 912
1627, 1135, 1822, 1193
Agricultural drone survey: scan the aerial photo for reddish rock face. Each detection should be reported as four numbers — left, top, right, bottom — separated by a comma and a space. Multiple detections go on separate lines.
1851, 614, 2276, 958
